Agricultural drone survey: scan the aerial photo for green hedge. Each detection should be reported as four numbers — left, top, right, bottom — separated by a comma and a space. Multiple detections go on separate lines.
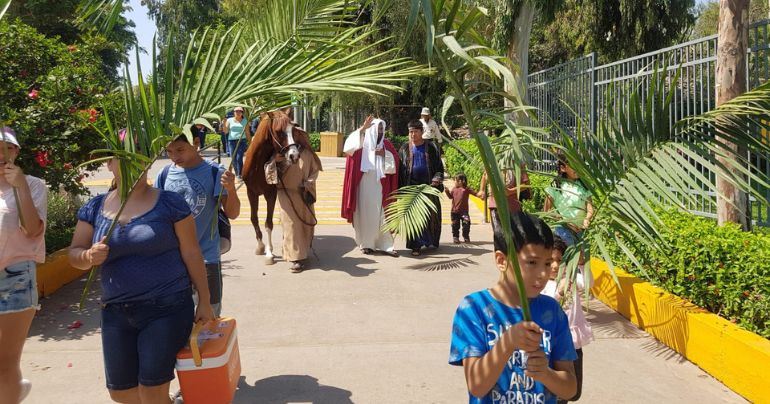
45, 191, 81, 254
606, 208, 770, 339
444, 139, 552, 211
307, 132, 321, 152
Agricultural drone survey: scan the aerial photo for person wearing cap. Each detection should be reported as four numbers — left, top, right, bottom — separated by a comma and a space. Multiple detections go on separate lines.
419, 107, 443, 144
0, 127, 47, 403
398, 120, 445, 256
223, 107, 251, 180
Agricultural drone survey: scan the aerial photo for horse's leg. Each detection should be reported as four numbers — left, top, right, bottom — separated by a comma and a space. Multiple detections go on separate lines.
247, 186, 265, 256
264, 185, 278, 265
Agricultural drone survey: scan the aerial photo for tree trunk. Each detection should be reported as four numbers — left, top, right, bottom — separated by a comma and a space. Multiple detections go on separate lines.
506, 2, 536, 113
716, 0, 750, 230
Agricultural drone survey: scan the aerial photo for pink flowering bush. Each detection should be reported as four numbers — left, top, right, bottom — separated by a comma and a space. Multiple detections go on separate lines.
0, 19, 124, 195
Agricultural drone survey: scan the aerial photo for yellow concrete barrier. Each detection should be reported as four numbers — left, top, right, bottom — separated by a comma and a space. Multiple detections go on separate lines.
36, 249, 85, 298
591, 258, 770, 403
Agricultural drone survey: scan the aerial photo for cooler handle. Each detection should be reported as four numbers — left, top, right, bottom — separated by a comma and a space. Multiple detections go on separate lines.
189, 321, 205, 367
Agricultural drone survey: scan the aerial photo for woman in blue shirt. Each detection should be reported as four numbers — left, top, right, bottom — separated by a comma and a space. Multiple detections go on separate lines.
223, 106, 251, 180
69, 158, 214, 404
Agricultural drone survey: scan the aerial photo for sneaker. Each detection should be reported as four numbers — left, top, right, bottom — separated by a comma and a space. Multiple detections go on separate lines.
453, 237, 460, 244
19, 379, 31, 402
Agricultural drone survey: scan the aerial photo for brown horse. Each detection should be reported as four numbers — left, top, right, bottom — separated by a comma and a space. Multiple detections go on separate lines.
241, 109, 319, 264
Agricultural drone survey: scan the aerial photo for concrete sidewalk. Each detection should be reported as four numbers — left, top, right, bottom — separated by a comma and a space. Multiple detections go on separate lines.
21, 222, 743, 403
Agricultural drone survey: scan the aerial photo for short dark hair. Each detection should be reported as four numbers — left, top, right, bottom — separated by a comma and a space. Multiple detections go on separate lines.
552, 235, 567, 255
454, 172, 467, 183
493, 212, 554, 254
407, 119, 423, 130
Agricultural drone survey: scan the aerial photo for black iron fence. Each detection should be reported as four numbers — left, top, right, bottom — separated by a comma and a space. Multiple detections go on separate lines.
527, 19, 770, 225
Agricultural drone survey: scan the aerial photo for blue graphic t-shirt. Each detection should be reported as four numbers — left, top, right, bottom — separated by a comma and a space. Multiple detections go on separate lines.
155, 160, 227, 264
449, 290, 576, 404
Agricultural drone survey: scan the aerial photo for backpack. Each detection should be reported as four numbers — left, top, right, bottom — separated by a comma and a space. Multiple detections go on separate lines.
157, 163, 232, 255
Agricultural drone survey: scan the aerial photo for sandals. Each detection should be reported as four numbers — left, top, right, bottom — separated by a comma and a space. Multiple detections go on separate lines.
361, 248, 374, 255
411, 249, 421, 256
383, 250, 399, 257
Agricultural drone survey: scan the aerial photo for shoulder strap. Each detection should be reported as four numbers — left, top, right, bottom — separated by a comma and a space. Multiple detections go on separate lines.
158, 165, 171, 189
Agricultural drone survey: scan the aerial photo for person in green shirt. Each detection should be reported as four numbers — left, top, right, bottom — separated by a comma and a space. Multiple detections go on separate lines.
543, 152, 594, 249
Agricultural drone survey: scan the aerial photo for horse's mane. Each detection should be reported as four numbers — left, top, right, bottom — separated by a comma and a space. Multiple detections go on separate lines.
242, 110, 321, 181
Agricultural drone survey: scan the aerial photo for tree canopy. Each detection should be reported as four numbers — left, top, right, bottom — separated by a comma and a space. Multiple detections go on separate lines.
529, 0, 697, 71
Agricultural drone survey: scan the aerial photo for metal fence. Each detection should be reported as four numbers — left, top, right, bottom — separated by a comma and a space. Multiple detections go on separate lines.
527, 19, 770, 226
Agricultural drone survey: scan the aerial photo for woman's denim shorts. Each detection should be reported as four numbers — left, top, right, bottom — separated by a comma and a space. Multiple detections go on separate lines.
101, 289, 194, 390
0, 260, 39, 314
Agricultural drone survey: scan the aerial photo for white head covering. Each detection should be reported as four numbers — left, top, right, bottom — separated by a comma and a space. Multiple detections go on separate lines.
343, 118, 387, 178
421, 107, 430, 116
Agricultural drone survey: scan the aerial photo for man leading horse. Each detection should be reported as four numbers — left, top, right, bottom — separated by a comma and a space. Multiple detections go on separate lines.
242, 109, 322, 272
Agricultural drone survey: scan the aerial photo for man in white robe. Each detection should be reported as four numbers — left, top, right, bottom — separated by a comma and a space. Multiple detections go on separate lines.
341, 116, 400, 256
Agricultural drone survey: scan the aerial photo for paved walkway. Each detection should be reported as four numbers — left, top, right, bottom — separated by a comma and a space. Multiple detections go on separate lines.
21, 156, 745, 403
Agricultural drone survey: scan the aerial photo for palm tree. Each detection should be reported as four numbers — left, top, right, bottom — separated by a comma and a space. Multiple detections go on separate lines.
387, 0, 770, 320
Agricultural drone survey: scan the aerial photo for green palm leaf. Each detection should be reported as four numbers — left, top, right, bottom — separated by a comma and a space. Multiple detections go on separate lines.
554, 66, 770, 294
0, 0, 11, 20
382, 184, 442, 241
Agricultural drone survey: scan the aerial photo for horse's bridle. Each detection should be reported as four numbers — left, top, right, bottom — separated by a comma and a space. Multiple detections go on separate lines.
268, 123, 302, 157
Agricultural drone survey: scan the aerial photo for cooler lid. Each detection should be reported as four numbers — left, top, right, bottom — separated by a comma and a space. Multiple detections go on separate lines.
177, 318, 236, 360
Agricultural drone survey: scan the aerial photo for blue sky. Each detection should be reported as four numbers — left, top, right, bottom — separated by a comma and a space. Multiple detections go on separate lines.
126, 0, 155, 83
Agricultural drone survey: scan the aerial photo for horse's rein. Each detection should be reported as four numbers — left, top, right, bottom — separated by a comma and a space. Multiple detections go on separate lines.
268, 123, 317, 227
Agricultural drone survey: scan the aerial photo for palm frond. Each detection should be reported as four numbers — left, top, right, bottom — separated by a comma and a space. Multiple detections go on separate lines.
382, 184, 442, 241
76, 0, 124, 36
0, 0, 11, 20
244, 0, 357, 46
555, 66, 770, 291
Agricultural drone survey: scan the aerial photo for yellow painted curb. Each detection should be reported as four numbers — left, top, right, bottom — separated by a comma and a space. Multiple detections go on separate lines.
590, 258, 770, 403
469, 194, 490, 222
36, 249, 86, 298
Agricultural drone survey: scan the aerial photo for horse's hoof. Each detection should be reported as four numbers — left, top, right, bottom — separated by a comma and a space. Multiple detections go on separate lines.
264, 256, 275, 265
255, 246, 265, 255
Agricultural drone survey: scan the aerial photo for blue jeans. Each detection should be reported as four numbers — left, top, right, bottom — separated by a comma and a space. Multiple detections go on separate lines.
228, 139, 246, 177
220, 133, 229, 155
101, 289, 194, 390
0, 261, 38, 313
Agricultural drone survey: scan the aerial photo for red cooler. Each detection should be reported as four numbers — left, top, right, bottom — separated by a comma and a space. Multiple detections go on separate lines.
176, 318, 241, 404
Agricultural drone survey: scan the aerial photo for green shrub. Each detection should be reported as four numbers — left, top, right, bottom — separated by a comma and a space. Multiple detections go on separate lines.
45, 191, 82, 254
444, 138, 553, 212
386, 132, 409, 150
204, 133, 223, 149
308, 132, 321, 151
606, 208, 770, 339
0, 19, 122, 196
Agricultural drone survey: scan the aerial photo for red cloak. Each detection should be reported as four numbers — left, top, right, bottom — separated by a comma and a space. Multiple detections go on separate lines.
341, 139, 400, 224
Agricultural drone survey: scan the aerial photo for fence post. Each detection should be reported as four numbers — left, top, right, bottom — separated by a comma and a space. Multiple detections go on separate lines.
590, 52, 598, 134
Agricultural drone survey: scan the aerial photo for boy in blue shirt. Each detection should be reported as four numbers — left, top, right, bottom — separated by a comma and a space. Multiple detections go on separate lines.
449, 212, 577, 403
157, 134, 241, 316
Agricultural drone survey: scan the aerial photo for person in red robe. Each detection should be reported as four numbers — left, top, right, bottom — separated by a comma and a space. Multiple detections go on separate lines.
341, 116, 400, 256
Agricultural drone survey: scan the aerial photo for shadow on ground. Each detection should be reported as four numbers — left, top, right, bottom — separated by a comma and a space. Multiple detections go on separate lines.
235, 375, 353, 404
29, 274, 103, 341
402, 242, 491, 272
308, 235, 378, 277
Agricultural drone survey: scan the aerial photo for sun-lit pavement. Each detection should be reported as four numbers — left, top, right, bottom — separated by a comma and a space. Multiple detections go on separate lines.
19, 154, 746, 403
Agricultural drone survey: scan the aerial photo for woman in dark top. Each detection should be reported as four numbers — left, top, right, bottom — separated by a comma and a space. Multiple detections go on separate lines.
398, 119, 445, 256
69, 158, 214, 404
